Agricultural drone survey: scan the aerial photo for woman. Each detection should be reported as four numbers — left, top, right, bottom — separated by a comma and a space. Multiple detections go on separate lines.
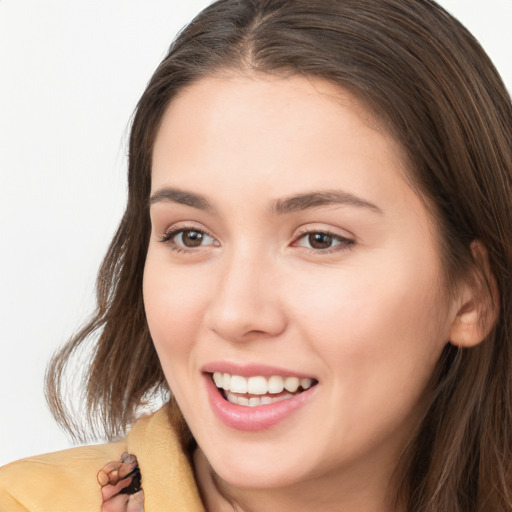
1, 0, 511, 511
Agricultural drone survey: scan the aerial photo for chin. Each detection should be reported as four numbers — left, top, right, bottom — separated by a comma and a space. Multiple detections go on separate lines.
212, 459, 309, 491
196, 432, 320, 491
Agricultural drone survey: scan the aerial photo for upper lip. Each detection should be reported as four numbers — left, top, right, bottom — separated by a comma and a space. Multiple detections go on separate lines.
202, 361, 317, 379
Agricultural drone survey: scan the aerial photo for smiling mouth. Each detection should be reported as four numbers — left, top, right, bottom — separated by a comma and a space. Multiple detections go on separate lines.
210, 372, 318, 407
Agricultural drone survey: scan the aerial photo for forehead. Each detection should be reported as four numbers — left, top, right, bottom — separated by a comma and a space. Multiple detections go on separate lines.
151, 74, 409, 196
156, 73, 388, 140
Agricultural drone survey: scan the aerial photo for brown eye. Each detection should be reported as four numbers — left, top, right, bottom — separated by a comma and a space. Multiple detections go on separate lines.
293, 230, 354, 253
180, 230, 205, 247
308, 232, 334, 249
161, 228, 217, 250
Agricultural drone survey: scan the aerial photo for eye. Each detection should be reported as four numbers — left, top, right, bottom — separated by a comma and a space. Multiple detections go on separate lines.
293, 231, 354, 252
160, 227, 218, 250
174, 229, 212, 248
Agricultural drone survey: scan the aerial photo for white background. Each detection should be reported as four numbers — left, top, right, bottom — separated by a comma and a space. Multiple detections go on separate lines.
0, 0, 511, 467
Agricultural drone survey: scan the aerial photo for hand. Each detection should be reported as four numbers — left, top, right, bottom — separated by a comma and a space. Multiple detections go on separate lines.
97, 453, 145, 512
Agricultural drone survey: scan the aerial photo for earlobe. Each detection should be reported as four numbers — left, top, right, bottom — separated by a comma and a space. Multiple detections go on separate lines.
449, 241, 499, 348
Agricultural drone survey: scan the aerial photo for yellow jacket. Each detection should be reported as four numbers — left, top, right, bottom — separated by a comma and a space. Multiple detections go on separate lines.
0, 407, 205, 511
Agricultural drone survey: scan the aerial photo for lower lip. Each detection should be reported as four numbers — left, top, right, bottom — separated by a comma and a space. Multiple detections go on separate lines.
204, 374, 317, 431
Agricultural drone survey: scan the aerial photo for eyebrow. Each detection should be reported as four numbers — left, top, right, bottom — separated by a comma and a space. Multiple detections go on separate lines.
149, 187, 382, 215
150, 187, 213, 211
272, 190, 382, 215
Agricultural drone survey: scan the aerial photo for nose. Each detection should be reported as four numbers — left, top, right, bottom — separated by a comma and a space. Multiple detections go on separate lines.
204, 248, 288, 343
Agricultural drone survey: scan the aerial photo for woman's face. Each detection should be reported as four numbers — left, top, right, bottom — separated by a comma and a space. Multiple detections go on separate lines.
144, 75, 457, 492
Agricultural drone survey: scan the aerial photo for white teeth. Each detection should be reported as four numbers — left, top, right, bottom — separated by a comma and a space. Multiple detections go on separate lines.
267, 375, 284, 394
230, 375, 248, 394
274, 393, 294, 403
212, 372, 315, 397
284, 376, 300, 393
248, 376, 268, 395
300, 378, 313, 390
226, 391, 295, 407
213, 372, 223, 387
222, 373, 231, 391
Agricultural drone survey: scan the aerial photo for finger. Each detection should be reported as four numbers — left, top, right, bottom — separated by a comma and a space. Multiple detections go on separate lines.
101, 493, 129, 512
98, 462, 138, 487
100, 477, 134, 501
126, 491, 145, 512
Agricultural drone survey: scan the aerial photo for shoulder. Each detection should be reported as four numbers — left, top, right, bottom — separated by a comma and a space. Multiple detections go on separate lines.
0, 406, 204, 512
0, 440, 126, 512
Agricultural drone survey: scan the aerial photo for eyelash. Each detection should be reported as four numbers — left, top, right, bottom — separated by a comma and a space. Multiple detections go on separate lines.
159, 226, 355, 254
159, 226, 218, 254
292, 228, 355, 254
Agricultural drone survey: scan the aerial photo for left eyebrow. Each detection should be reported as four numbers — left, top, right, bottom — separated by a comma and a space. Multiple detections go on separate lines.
149, 187, 214, 211
272, 190, 382, 215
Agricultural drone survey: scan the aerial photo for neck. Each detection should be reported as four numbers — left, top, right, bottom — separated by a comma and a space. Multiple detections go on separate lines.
193, 448, 404, 512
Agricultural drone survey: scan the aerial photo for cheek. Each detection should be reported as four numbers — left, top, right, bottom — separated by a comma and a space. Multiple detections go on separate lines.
142, 257, 211, 365
290, 262, 449, 451
289, 254, 448, 393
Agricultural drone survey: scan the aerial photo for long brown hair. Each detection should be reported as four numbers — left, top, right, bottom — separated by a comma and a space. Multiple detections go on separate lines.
46, 1, 512, 510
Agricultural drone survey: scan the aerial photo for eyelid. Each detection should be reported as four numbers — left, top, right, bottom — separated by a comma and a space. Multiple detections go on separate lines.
156, 221, 355, 255
159, 223, 220, 251
294, 223, 355, 240
292, 226, 356, 253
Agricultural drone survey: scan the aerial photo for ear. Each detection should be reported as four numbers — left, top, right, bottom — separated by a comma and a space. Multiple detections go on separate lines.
449, 241, 499, 348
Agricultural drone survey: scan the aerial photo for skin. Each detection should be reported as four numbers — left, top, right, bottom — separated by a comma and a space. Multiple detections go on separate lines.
143, 74, 464, 512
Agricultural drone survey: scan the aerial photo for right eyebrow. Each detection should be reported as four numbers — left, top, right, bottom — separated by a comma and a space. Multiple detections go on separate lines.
272, 190, 382, 215
149, 187, 214, 211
